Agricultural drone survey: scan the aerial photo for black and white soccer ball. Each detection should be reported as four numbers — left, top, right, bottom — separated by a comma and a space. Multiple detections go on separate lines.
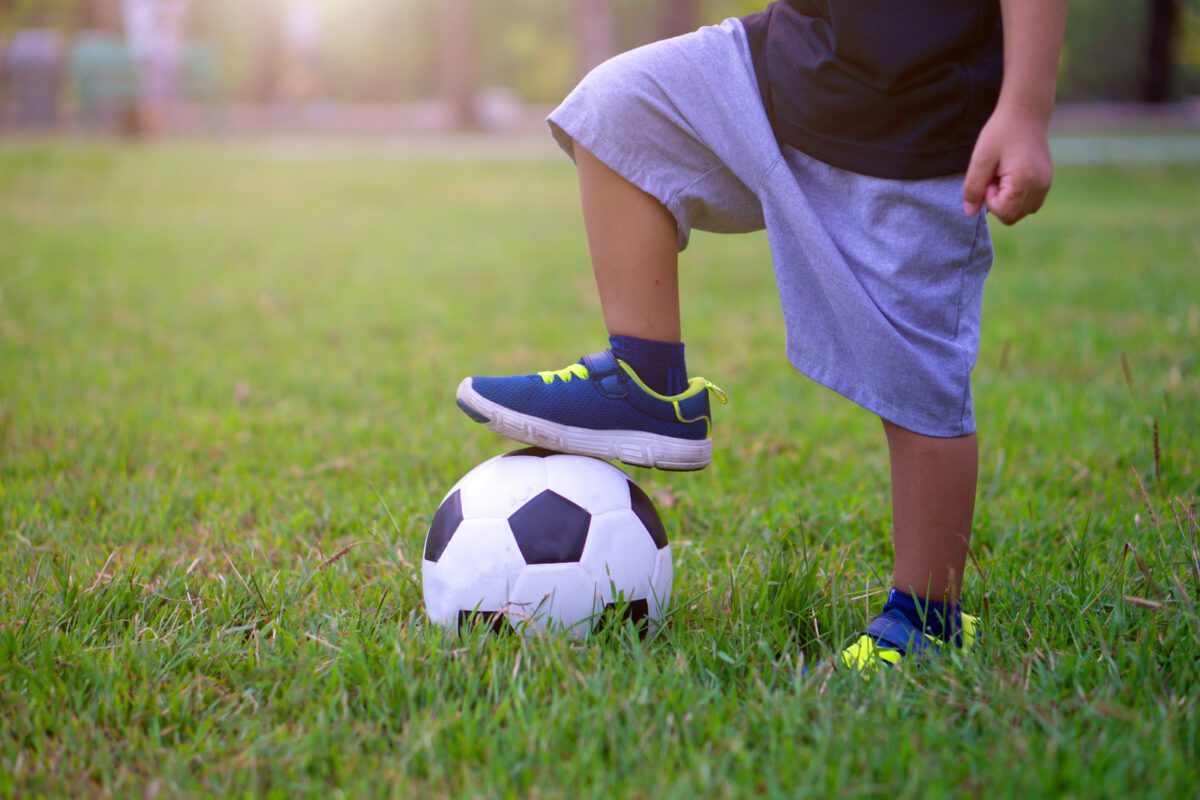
422, 448, 673, 637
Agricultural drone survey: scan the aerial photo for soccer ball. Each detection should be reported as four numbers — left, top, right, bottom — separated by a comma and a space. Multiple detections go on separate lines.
422, 448, 673, 637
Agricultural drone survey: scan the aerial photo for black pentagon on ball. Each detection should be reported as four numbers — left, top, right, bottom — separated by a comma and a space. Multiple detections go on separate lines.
507, 489, 591, 564
594, 598, 651, 638
424, 489, 462, 562
627, 480, 668, 549
501, 446, 562, 459
457, 609, 511, 635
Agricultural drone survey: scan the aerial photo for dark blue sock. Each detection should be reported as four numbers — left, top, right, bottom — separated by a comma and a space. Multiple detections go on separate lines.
883, 587, 962, 645
608, 335, 688, 395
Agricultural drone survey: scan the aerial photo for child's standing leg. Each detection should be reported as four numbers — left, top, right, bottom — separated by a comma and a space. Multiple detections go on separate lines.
577, 140, 983, 659
885, 422, 977, 603
833, 426, 981, 672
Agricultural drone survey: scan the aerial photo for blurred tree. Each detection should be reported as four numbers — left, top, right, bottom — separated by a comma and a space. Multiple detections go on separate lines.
251, 0, 282, 102
660, 0, 699, 38
4, 0, 1196, 108
577, 0, 616, 74
79, 0, 121, 32
1181, 2, 1200, 95
475, 2, 572, 102
0, 0, 79, 31
1058, 0, 1147, 101
441, 0, 477, 127
1144, 0, 1180, 101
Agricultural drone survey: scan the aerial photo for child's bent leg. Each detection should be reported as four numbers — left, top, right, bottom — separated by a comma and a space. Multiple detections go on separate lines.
453, 140, 722, 471
882, 419, 978, 602
455, 23, 765, 469
575, 143, 682, 343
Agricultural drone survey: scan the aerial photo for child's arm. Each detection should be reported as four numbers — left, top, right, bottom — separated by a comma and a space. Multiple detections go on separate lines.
963, 0, 1069, 225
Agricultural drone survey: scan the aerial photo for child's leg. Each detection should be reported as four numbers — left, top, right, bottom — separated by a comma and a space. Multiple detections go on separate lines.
457, 21, 768, 470
576, 144, 681, 343
834, 421, 979, 671
584, 146, 987, 603
883, 420, 977, 602
455, 136, 722, 470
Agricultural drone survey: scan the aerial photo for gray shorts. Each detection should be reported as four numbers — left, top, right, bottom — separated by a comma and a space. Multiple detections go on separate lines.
547, 18, 993, 437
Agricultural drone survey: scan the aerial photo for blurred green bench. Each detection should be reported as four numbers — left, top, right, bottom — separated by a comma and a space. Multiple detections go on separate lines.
69, 32, 138, 132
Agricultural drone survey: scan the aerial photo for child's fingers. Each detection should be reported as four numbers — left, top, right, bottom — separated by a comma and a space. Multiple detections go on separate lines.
988, 173, 1050, 226
961, 150, 996, 216
984, 180, 1014, 225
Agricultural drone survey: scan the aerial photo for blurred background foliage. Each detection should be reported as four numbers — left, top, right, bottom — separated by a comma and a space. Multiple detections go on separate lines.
1, 0, 1198, 104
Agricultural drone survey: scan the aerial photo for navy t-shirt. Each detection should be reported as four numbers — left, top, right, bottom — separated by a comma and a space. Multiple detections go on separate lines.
741, 0, 1003, 179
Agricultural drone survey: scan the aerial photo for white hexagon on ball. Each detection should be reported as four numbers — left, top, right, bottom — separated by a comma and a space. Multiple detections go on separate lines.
579, 508, 659, 605
457, 452, 549, 520
649, 545, 673, 620
544, 452, 633, 515
437, 519, 525, 603
506, 563, 598, 637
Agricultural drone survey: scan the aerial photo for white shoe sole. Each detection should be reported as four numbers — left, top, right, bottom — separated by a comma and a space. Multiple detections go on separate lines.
456, 378, 711, 471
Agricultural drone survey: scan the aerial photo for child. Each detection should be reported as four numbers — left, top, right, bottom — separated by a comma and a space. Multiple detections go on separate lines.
456, 0, 1067, 671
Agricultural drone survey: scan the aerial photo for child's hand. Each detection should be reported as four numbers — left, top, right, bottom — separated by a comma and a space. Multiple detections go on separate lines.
962, 105, 1053, 225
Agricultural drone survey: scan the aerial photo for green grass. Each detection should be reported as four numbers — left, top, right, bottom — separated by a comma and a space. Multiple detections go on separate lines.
1, 142, 1197, 798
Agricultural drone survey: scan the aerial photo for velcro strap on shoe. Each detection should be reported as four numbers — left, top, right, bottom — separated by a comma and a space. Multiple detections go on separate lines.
865, 611, 936, 658
581, 351, 628, 399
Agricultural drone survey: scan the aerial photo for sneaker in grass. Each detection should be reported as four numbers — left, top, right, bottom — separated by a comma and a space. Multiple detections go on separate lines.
828, 609, 981, 675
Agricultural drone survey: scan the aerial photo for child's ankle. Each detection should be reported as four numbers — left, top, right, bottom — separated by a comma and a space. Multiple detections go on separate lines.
609, 334, 688, 395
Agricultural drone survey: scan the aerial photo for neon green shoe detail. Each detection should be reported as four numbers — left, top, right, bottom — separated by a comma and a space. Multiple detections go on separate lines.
834, 611, 980, 674
617, 360, 726, 403
616, 360, 727, 437
533, 358, 726, 433
538, 363, 589, 384
960, 613, 979, 652
840, 635, 905, 672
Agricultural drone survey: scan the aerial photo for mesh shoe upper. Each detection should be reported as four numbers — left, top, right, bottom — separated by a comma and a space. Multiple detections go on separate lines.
468, 351, 719, 442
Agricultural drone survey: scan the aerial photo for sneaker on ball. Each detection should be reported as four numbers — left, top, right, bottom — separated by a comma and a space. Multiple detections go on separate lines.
456, 350, 726, 471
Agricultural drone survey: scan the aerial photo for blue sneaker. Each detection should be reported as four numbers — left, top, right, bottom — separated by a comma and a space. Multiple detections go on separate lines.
456, 350, 726, 471
829, 609, 981, 675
